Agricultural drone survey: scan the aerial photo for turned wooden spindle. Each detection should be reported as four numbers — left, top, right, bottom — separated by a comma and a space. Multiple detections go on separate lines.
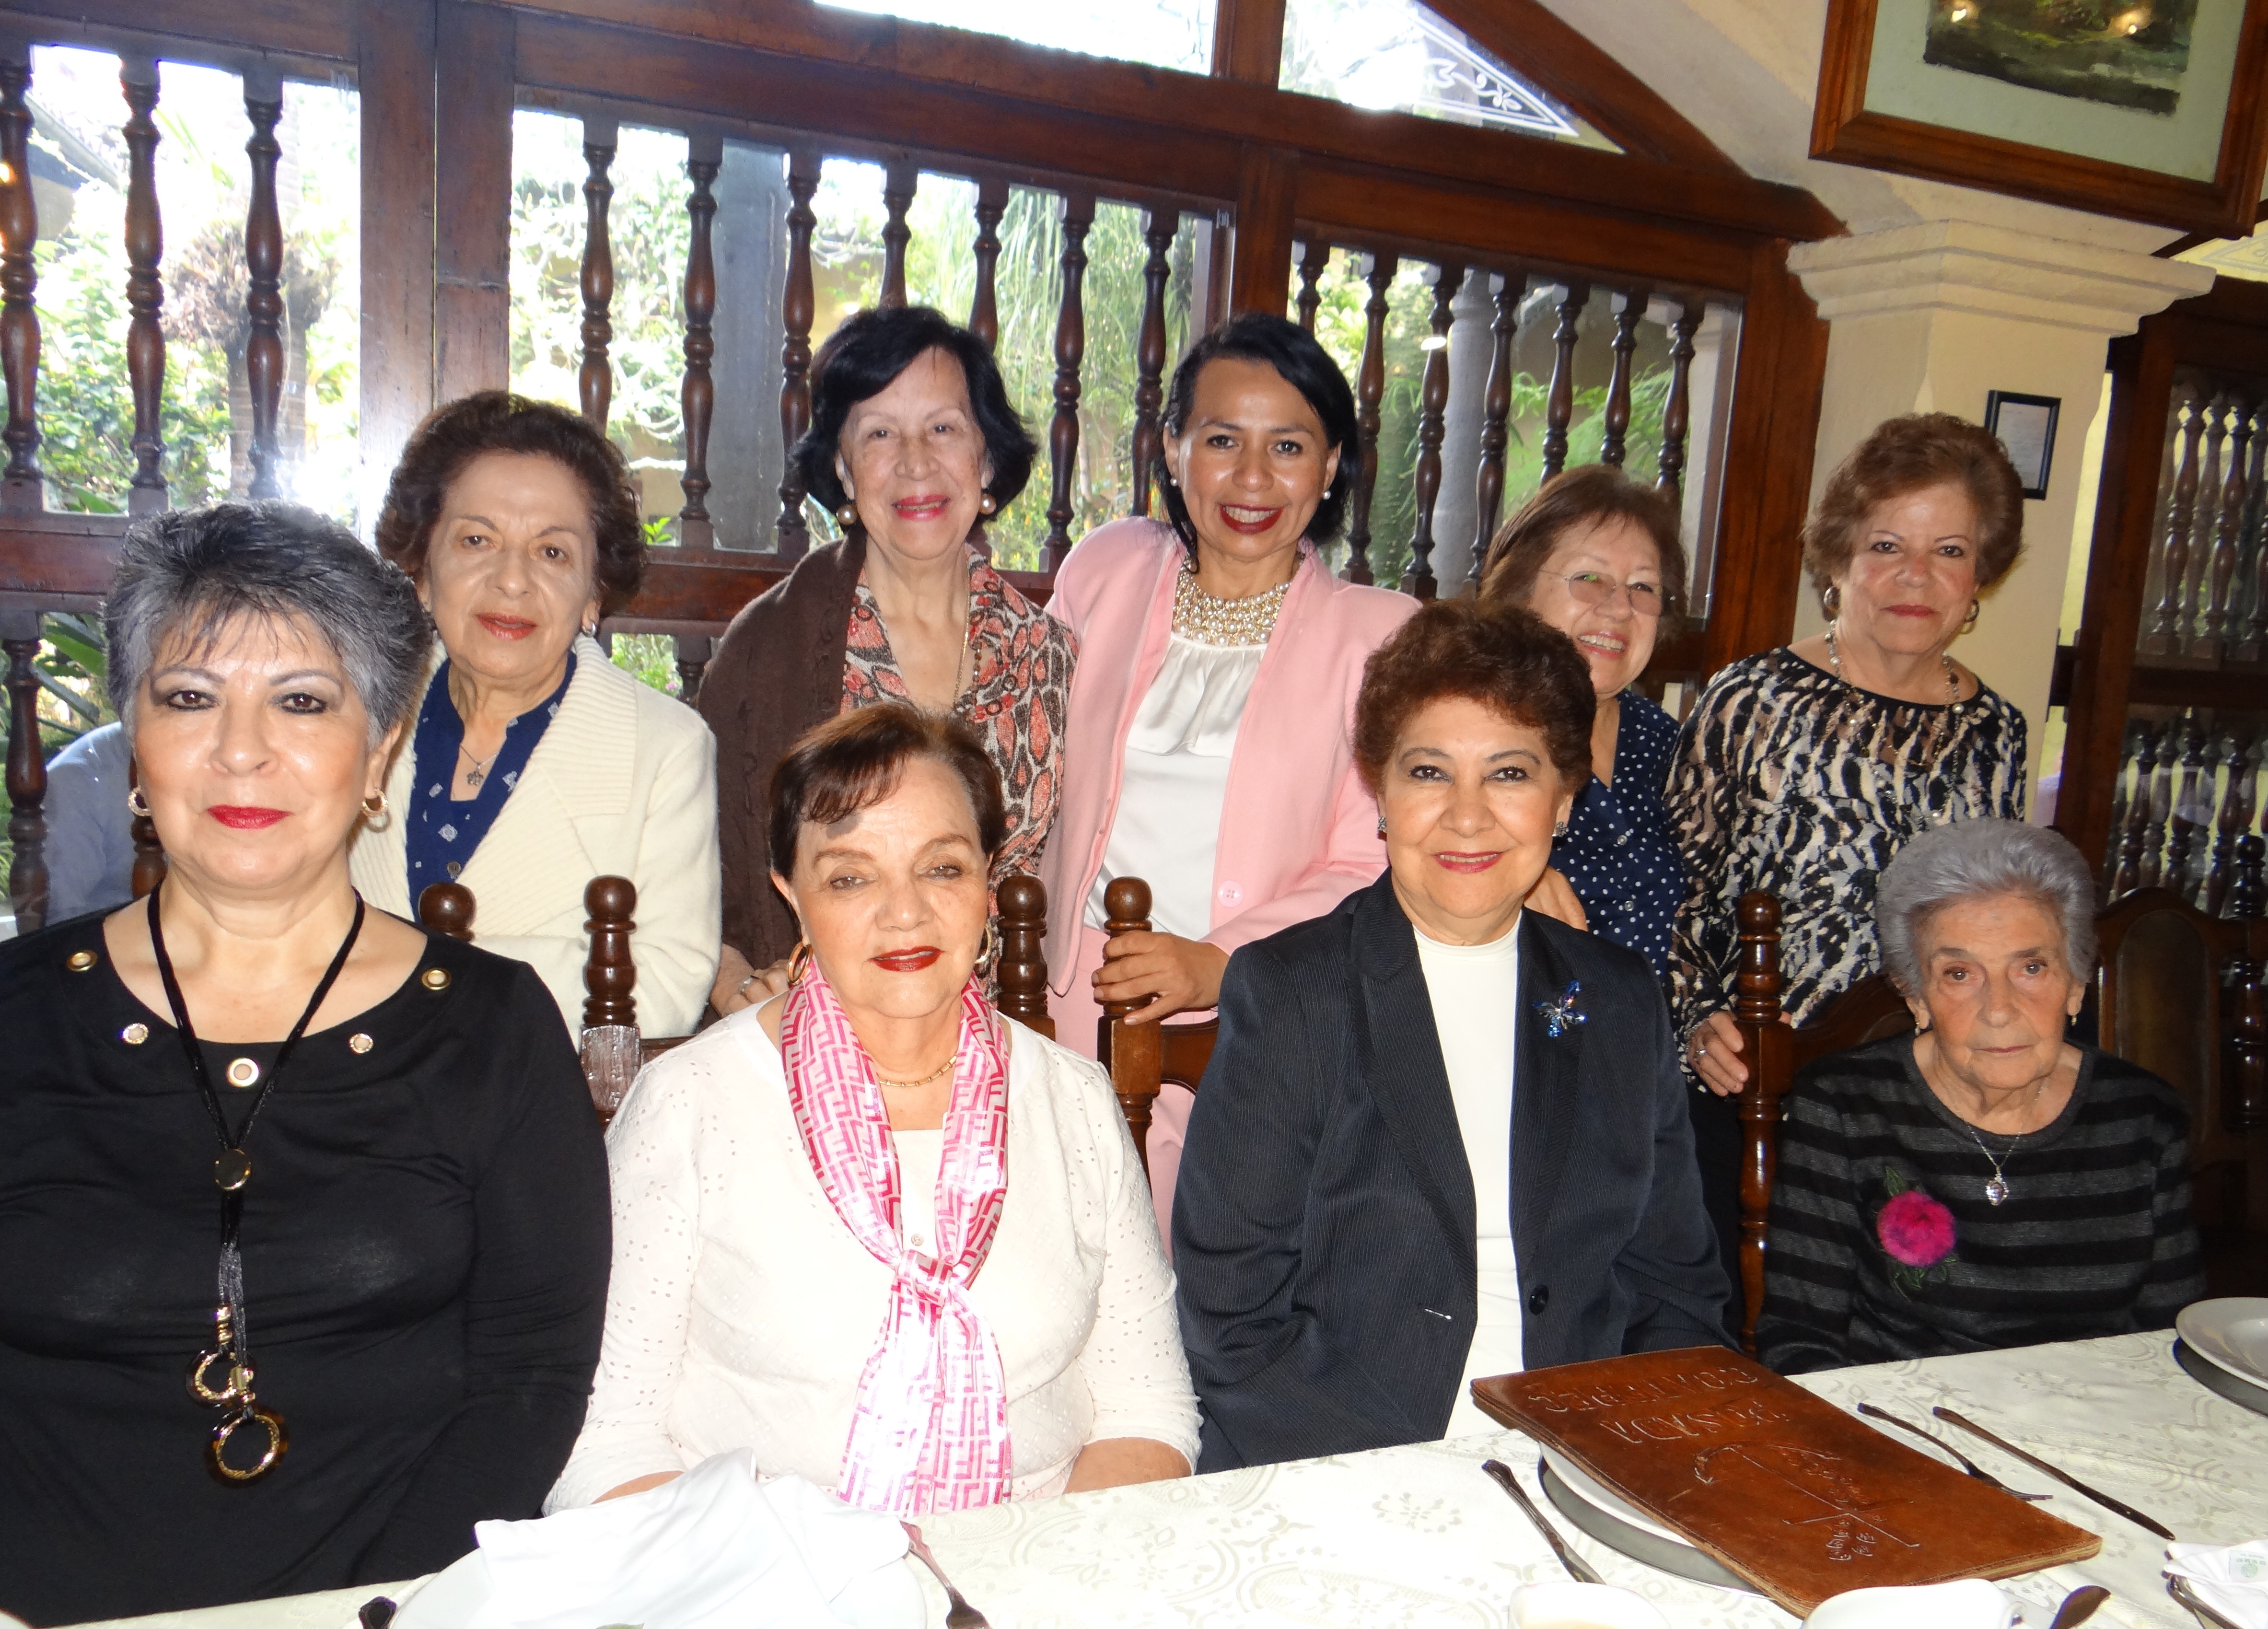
878, 160, 916, 310
2140, 723, 2179, 890
417, 881, 476, 942
1099, 876, 1163, 1164
121, 56, 167, 514
1294, 238, 1329, 332
1540, 282, 1590, 484
4, 619, 47, 929
1403, 263, 1462, 602
1467, 272, 1519, 593
993, 872, 1053, 1039
582, 874, 639, 1030
678, 134, 721, 549
2111, 720, 2158, 898
967, 177, 1007, 351
674, 633, 711, 708
776, 150, 821, 560
578, 118, 618, 433
1043, 193, 1095, 573
1600, 290, 1645, 468
2164, 710, 2208, 900
2144, 390, 2206, 657
1344, 253, 1396, 586
241, 71, 284, 500
1658, 301, 1701, 508
0, 51, 43, 509
2240, 413, 2268, 663
2199, 396, 2252, 659
1732, 890, 1788, 1355
1130, 207, 1176, 520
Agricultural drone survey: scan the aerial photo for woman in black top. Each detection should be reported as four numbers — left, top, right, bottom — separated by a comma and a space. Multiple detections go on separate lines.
0, 504, 609, 1625
1756, 820, 2203, 1374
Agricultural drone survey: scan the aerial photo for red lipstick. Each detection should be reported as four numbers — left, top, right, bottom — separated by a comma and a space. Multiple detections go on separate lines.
477, 613, 536, 640
872, 946, 943, 972
1217, 503, 1283, 535
1432, 851, 1502, 873
891, 495, 950, 521
209, 806, 288, 829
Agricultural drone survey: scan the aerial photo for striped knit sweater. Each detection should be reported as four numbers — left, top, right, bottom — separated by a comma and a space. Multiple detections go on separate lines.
1756, 1037, 2204, 1375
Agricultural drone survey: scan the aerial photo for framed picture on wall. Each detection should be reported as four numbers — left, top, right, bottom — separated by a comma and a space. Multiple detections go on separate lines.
1813, 0, 2268, 236
1985, 390, 2059, 499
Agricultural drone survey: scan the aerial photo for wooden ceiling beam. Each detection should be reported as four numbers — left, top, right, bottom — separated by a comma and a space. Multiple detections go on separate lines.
506, 4, 1841, 244
0, 0, 354, 68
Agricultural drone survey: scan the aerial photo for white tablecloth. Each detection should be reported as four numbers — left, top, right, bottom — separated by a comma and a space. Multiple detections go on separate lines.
67, 1333, 2268, 1629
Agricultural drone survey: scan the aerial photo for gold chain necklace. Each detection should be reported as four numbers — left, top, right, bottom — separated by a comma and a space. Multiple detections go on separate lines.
874, 1055, 956, 1090
1174, 564, 1291, 648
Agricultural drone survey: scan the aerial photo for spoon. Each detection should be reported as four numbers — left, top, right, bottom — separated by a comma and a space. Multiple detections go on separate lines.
2046, 1584, 2110, 1629
1482, 1458, 1605, 1585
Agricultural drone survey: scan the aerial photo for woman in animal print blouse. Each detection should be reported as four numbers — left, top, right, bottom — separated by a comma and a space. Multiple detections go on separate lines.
1665, 413, 2030, 1310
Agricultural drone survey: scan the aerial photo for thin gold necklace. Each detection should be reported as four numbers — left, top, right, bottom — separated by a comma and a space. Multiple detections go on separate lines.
874, 1055, 955, 1090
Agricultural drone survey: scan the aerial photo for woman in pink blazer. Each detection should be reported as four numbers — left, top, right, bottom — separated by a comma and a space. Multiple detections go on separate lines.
1042, 314, 1418, 1230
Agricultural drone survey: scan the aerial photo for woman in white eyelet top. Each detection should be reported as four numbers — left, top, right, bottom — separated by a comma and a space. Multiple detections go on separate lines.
545, 1002, 1199, 1511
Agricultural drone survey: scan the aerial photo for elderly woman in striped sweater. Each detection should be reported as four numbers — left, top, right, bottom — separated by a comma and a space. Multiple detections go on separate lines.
1755, 819, 2203, 1374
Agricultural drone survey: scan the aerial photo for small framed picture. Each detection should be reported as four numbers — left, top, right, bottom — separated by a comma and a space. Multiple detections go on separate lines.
1985, 391, 2059, 500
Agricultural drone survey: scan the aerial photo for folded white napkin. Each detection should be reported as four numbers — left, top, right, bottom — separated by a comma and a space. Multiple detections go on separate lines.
2167, 1539, 2268, 1629
395, 1452, 921, 1629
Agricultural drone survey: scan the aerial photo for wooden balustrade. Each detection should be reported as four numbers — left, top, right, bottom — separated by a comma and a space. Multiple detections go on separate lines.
775, 150, 821, 562
121, 56, 166, 516
0, 49, 41, 510
1043, 192, 1095, 574
577, 117, 617, 432
1343, 252, 1395, 587
2103, 710, 2268, 913
879, 161, 917, 311
1540, 282, 1589, 485
2132, 369, 2268, 675
1131, 209, 1175, 521
968, 177, 1007, 351
1294, 239, 1328, 333
2201, 396, 2253, 660
1403, 263, 1462, 601
1659, 301, 1701, 509
1465, 271, 1520, 593
1600, 289, 1644, 469
677, 134, 721, 549
241, 70, 285, 500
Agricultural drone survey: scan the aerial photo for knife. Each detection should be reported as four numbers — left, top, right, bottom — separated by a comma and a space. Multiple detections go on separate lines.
1931, 1406, 2176, 1540
1482, 1458, 1606, 1585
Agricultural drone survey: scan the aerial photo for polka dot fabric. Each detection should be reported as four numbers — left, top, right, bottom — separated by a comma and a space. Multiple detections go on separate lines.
1551, 688, 1684, 985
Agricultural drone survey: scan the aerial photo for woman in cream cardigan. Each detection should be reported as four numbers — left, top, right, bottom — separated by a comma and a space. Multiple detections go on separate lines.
350, 392, 720, 1038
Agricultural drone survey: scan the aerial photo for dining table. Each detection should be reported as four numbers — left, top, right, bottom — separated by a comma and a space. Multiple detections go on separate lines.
62, 1330, 2268, 1629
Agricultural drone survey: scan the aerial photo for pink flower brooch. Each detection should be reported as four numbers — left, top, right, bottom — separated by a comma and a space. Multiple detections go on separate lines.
1876, 1168, 1958, 1297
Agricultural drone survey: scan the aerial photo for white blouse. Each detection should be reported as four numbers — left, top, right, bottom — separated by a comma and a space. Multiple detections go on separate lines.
1413, 920, 1525, 1437
547, 1008, 1201, 1512
1085, 634, 1265, 942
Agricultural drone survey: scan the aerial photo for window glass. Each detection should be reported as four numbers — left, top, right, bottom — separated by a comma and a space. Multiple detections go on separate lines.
818, 0, 1213, 74
1280, 0, 1619, 150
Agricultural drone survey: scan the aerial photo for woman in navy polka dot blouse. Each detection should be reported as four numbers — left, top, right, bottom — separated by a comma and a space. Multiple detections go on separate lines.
1479, 466, 1686, 985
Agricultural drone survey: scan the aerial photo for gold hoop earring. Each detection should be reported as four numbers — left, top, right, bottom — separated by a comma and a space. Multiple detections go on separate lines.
973, 921, 1001, 979
1963, 599, 1980, 633
787, 939, 814, 987
836, 502, 860, 529
978, 492, 998, 515
362, 791, 389, 819
581, 619, 599, 639
126, 786, 152, 819
1821, 584, 1842, 619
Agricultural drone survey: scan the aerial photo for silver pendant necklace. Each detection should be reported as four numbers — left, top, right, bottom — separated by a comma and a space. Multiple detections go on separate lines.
1957, 1079, 2047, 1206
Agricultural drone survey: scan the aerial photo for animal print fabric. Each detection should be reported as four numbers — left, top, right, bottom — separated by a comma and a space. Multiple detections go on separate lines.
1666, 646, 2027, 1037
843, 546, 1076, 882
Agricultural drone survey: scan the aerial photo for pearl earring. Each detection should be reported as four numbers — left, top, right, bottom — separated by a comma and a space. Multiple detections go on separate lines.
836, 502, 859, 528
979, 492, 998, 515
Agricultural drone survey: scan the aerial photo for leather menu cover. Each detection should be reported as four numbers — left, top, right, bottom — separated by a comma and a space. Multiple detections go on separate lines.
1472, 1348, 2102, 1615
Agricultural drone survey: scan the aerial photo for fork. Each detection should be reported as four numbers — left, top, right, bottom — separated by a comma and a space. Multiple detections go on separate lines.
905, 1524, 991, 1629
1856, 1402, 2050, 1499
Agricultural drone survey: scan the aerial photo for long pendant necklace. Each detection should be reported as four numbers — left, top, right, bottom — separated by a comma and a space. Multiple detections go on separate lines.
151, 884, 364, 1483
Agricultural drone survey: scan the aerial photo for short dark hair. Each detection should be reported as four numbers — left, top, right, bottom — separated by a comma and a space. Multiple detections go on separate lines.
1353, 599, 1594, 792
106, 501, 431, 746
1479, 464, 1688, 617
374, 391, 648, 616
768, 704, 1008, 878
791, 306, 1037, 514
1803, 413, 2025, 605
1159, 313, 1361, 550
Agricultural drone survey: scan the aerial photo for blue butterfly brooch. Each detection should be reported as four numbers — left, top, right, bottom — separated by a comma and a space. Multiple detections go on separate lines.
1535, 979, 1587, 1039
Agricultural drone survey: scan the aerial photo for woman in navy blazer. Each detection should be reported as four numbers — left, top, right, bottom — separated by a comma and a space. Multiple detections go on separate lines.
1173, 600, 1727, 1471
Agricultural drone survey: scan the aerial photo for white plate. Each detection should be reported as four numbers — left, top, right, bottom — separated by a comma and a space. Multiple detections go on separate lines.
2177, 1297, 2268, 1387
1540, 1449, 1692, 1548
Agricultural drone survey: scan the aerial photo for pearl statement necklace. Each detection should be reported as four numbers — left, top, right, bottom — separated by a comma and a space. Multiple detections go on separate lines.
1174, 564, 1291, 648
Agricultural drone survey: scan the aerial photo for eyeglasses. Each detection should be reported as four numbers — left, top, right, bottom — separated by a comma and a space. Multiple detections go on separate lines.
1553, 570, 1665, 619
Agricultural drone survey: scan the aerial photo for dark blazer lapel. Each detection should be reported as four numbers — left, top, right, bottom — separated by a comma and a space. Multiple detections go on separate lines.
1348, 877, 1476, 1266
1511, 912, 1587, 1253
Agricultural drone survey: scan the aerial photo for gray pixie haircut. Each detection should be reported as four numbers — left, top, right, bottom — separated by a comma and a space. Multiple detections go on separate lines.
105, 502, 432, 745
1876, 818, 2096, 995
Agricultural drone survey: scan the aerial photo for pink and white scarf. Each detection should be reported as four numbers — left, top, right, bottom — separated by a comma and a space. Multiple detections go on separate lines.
781, 961, 1012, 1515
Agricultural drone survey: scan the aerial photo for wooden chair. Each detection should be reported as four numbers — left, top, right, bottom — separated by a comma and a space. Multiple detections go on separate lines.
1096, 876, 1218, 1174
1730, 891, 1915, 1352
